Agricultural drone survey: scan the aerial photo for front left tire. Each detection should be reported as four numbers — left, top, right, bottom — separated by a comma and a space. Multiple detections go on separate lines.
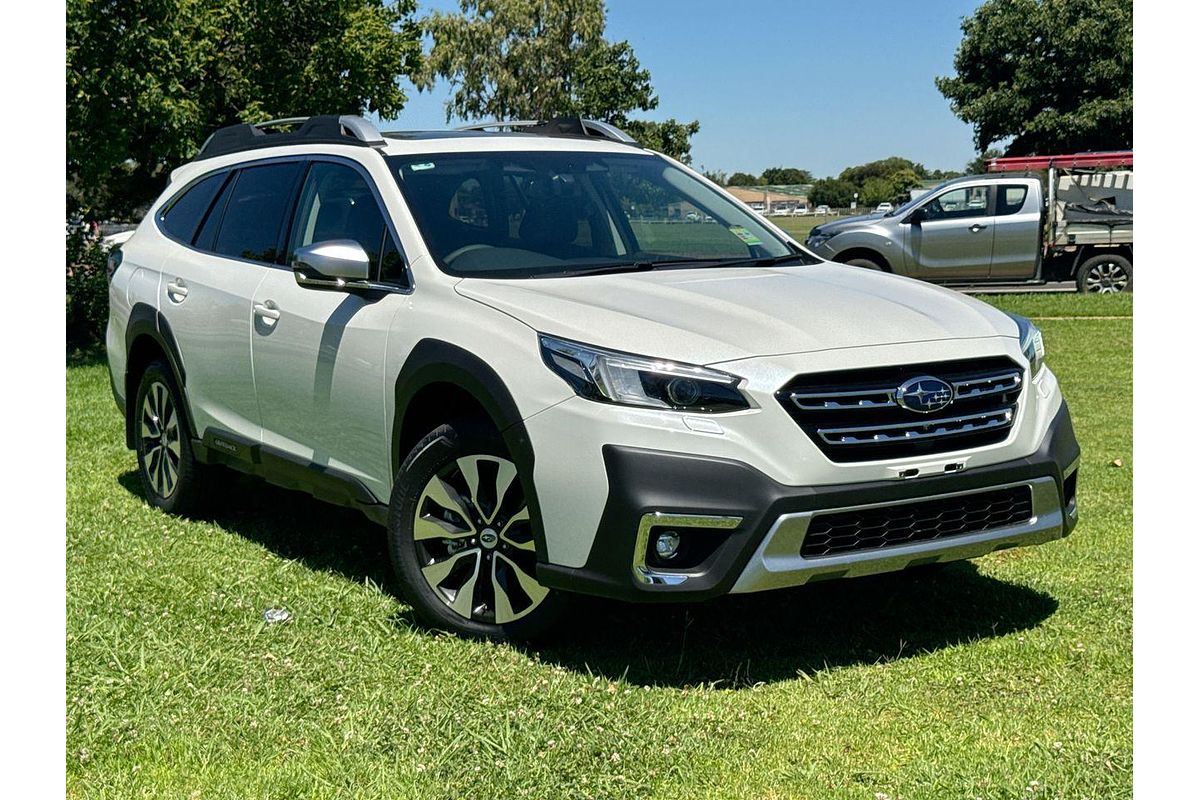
387, 418, 565, 640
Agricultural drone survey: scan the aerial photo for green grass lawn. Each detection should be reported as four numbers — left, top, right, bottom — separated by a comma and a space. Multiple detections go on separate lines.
66, 296, 1132, 799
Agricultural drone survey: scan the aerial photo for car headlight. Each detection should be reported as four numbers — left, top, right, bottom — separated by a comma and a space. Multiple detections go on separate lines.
539, 335, 750, 413
806, 229, 834, 247
1007, 313, 1046, 376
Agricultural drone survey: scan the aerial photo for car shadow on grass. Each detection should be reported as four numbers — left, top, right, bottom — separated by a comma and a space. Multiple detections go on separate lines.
119, 469, 1058, 688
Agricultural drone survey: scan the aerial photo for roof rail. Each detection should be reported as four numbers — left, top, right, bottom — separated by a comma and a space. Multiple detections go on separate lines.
455, 117, 638, 144
195, 114, 386, 160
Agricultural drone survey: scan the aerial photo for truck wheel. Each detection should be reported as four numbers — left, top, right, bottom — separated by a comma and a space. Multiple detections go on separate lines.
1076, 254, 1132, 294
844, 257, 885, 271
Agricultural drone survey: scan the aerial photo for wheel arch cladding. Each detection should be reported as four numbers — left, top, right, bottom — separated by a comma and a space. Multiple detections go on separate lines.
124, 304, 191, 449
392, 339, 548, 561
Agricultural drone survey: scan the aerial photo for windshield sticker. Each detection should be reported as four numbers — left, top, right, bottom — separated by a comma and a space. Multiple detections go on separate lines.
728, 226, 763, 245
410, 162, 436, 171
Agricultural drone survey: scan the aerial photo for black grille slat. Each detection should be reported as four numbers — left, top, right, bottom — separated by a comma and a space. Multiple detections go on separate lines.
777, 357, 1023, 462
802, 486, 1034, 558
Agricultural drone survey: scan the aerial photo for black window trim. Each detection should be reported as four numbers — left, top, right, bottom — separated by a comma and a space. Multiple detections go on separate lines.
154, 153, 415, 293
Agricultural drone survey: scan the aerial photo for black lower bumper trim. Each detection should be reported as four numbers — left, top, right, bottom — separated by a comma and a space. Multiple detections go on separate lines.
536, 401, 1080, 602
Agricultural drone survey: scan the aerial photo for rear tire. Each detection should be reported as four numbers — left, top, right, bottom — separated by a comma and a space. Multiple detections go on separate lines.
133, 360, 207, 515
387, 418, 566, 640
1076, 253, 1132, 293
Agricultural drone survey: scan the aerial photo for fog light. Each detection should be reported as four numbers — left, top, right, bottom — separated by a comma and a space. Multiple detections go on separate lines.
654, 530, 681, 560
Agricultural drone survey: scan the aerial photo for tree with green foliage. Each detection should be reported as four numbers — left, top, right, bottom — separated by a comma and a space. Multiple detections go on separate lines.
727, 172, 764, 187
421, 0, 700, 162
760, 167, 812, 185
965, 148, 1005, 175
936, 0, 1132, 155
808, 178, 857, 209
839, 157, 927, 186
67, 0, 424, 219
701, 168, 729, 185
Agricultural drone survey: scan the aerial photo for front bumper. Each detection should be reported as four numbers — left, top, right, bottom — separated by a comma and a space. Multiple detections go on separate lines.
536, 400, 1079, 602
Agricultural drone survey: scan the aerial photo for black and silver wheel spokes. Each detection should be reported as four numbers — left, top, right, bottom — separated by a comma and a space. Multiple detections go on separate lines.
1084, 261, 1129, 294
414, 455, 547, 624
140, 381, 181, 498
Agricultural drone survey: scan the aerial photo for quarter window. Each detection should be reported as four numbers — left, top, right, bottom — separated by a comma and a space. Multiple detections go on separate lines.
997, 185, 1029, 216
160, 172, 227, 243
212, 162, 304, 262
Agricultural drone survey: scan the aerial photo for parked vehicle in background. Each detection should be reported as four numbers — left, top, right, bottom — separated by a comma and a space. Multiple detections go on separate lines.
100, 229, 135, 250
106, 114, 1079, 640
770, 206, 795, 217
814, 205, 831, 215
874, 202, 894, 214
805, 152, 1133, 293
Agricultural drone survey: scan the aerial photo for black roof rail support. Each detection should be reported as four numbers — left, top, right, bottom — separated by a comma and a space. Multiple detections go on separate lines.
195, 114, 386, 161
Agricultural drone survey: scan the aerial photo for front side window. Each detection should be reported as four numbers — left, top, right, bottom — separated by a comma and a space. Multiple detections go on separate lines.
923, 186, 991, 221
288, 161, 400, 280
387, 152, 806, 278
212, 162, 303, 262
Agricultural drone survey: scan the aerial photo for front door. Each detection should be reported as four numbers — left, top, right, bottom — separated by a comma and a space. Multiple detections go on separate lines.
906, 184, 994, 280
251, 159, 409, 499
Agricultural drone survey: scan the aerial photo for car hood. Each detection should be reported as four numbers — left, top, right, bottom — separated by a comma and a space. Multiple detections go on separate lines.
808, 213, 887, 238
456, 264, 1018, 366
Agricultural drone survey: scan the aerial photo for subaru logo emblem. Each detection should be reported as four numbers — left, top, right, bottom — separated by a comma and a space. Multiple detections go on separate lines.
895, 376, 954, 414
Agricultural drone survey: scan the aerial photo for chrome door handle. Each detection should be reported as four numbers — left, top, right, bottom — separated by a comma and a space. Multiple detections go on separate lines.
253, 301, 281, 321
166, 279, 189, 302
969, 223, 988, 232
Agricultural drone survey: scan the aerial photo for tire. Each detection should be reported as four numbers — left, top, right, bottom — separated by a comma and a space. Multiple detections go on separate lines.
1076, 253, 1132, 294
387, 418, 566, 640
844, 257, 885, 271
132, 360, 207, 515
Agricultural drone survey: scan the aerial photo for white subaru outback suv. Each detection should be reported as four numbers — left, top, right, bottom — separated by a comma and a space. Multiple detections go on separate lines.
106, 115, 1080, 639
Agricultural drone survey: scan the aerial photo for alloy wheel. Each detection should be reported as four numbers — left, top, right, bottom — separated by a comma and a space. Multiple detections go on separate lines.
1083, 260, 1129, 293
413, 455, 547, 624
140, 381, 182, 498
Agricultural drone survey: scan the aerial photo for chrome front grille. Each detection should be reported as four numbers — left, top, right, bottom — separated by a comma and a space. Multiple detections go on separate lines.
777, 357, 1024, 462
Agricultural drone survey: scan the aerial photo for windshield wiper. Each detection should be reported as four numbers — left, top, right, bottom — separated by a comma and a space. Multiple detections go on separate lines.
700, 252, 817, 269
532, 258, 707, 278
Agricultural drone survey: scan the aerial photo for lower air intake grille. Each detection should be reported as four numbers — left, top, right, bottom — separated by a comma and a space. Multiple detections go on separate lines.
801, 485, 1034, 558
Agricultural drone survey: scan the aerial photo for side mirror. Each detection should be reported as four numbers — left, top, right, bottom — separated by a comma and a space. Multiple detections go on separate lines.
292, 240, 371, 289
904, 208, 925, 225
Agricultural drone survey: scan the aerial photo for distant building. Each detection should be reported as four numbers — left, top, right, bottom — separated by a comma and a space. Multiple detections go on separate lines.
724, 184, 812, 214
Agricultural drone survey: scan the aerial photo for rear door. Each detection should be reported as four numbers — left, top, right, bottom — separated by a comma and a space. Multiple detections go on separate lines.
988, 183, 1041, 280
155, 161, 303, 443
250, 158, 409, 495
907, 184, 994, 280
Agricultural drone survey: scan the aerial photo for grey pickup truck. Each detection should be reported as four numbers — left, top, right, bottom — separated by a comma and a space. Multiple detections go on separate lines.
805, 156, 1133, 293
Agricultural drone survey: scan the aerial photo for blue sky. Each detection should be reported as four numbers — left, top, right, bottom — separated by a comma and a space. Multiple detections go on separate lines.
379, 0, 984, 178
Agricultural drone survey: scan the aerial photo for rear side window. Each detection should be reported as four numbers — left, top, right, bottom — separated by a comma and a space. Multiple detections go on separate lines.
212, 162, 304, 262
997, 185, 1029, 216
160, 172, 226, 242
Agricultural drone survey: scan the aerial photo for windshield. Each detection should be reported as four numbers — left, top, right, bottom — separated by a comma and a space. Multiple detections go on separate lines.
387, 151, 810, 278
